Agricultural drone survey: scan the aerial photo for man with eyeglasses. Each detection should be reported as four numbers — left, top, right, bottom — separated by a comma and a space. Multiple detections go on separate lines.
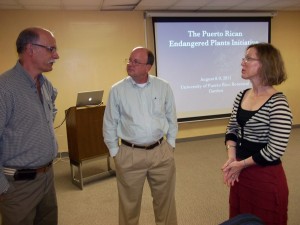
0, 27, 59, 225
103, 47, 178, 225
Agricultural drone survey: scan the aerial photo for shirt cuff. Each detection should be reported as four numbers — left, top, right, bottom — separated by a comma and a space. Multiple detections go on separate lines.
167, 139, 176, 148
109, 147, 119, 157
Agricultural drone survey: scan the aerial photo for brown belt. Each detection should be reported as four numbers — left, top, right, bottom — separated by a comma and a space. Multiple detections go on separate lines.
35, 162, 53, 173
121, 137, 163, 150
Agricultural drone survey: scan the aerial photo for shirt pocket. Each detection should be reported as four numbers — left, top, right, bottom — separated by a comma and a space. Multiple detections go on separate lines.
152, 97, 165, 117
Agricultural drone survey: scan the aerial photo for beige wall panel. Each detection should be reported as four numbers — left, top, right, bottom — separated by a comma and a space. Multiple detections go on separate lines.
0, 10, 299, 151
271, 12, 300, 127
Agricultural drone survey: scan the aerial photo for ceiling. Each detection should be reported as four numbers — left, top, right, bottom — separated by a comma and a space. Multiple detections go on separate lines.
1, 0, 300, 11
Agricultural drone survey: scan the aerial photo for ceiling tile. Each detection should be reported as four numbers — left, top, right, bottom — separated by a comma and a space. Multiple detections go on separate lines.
170, 0, 208, 10
136, 0, 177, 8
62, 0, 103, 10
230, 0, 281, 10
101, 0, 138, 10
19, 0, 61, 6
102, 0, 138, 6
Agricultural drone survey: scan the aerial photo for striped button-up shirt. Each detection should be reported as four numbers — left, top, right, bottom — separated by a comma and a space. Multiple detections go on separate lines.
0, 61, 58, 193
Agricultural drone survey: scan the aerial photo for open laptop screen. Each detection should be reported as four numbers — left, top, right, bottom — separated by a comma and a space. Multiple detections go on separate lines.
76, 90, 104, 107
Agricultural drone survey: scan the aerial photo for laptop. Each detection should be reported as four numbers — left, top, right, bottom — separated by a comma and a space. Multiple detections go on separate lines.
76, 90, 104, 107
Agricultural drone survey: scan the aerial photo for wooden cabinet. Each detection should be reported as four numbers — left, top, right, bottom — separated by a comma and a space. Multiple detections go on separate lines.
66, 106, 108, 162
65, 105, 114, 189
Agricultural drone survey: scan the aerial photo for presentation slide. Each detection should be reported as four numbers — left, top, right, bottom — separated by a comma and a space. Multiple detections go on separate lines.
153, 17, 270, 122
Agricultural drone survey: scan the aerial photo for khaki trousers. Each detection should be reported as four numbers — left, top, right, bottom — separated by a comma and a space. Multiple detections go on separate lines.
114, 140, 177, 225
0, 167, 58, 225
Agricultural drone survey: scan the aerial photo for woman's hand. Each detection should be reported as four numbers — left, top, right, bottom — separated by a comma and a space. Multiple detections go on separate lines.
222, 159, 244, 187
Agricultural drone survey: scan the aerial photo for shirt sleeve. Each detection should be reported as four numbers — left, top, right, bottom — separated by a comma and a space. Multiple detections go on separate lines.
103, 87, 120, 157
225, 92, 241, 143
0, 89, 10, 194
165, 84, 178, 148
256, 94, 293, 164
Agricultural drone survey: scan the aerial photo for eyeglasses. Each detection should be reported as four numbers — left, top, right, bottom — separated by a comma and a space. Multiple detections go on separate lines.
242, 56, 260, 63
126, 59, 148, 66
31, 43, 57, 53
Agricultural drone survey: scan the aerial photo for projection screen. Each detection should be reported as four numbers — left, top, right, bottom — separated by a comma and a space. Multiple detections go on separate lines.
152, 16, 271, 122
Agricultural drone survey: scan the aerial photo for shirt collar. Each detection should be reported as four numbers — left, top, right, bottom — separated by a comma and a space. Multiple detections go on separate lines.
16, 61, 45, 88
127, 75, 153, 87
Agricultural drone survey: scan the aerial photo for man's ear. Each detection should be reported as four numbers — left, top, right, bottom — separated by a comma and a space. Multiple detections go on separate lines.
146, 64, 152, 72
26, 43, 34, 56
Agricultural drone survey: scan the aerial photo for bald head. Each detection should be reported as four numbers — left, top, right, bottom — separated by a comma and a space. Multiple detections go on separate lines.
131, 47, 155, 66
15, 27, 59, 78
16, 27, 54, 54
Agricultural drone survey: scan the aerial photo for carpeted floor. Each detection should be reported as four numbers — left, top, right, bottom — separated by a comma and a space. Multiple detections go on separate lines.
53, 127, 300, 225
